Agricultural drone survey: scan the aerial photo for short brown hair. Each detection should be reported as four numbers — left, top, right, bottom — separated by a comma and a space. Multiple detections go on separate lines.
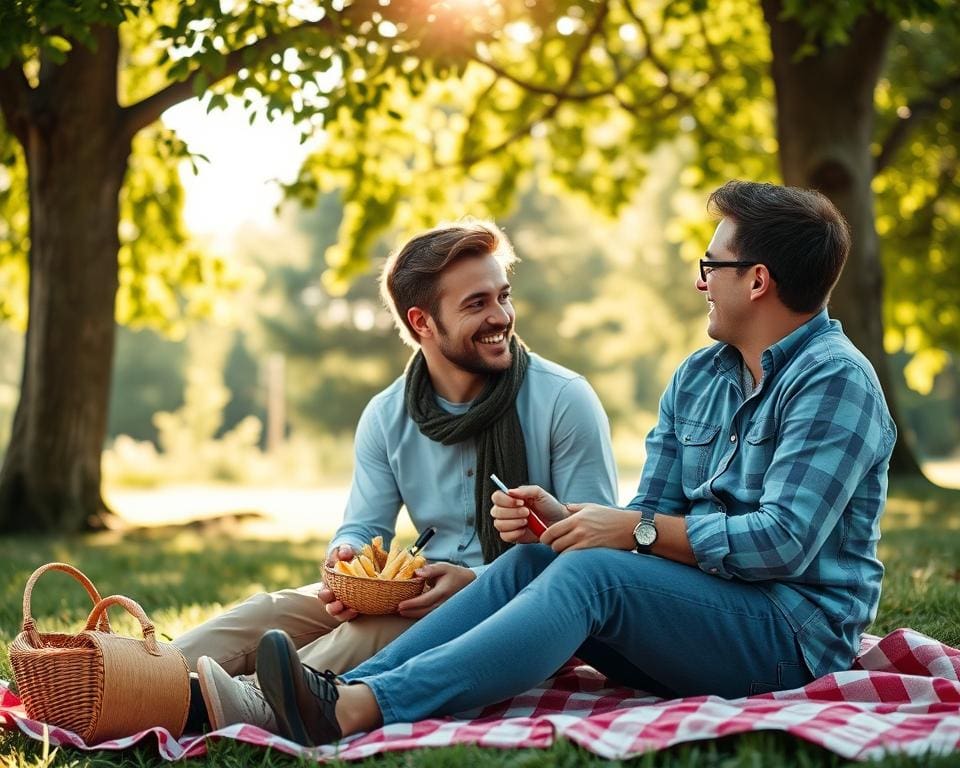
380, 220, 518, 346
708, 181, 851, 313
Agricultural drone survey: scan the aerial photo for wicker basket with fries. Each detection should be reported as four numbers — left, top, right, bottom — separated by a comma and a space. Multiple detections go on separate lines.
323, 536, 427, 615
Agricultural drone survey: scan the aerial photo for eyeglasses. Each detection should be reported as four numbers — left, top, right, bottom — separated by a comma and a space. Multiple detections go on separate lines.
699, 259, 760, 282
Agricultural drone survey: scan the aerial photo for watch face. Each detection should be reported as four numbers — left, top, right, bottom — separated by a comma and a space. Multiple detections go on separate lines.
635, 523, 657, 547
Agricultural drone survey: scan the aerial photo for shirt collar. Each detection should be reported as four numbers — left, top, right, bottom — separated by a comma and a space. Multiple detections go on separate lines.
713, 309, 831, 380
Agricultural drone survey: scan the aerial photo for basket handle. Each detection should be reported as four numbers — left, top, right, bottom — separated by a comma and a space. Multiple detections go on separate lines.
83, 595, 163, 656
21, 562, 112, 646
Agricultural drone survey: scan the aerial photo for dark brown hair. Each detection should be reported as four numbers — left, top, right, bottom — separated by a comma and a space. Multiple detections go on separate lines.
708, 181, 851, 313
380, 220, 518, 346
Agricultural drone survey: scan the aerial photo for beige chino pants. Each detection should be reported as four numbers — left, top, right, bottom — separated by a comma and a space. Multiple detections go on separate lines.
173, 582, 416, 677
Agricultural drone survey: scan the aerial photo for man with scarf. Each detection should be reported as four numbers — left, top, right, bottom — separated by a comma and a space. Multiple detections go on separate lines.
177, 220, 619, 732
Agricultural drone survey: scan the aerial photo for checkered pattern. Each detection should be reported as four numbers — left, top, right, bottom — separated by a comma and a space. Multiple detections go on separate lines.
2, 629, 957, 761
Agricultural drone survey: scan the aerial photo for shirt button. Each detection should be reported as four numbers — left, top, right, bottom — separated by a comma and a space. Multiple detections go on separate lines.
729, 434, 737, 443
467, 468, 474, 477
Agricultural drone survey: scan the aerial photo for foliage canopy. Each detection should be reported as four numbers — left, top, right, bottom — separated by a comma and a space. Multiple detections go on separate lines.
0, 0, 957, 372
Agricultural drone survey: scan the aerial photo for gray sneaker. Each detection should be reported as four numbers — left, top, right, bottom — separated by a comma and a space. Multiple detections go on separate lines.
197, 656, 278, 733
256, 629, 342, 747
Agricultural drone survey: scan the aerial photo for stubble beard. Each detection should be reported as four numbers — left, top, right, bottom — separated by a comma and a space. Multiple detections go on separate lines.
436, 320, 514, 376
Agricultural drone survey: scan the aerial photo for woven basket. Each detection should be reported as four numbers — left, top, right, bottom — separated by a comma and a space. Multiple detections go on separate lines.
9, 563, 189, 743
323, 565, 425, 615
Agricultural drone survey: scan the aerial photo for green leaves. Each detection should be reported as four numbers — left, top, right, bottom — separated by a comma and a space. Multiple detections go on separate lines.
0, 118, 28, 328
0, 0, 133, 67
874, 15, 960, 389
117, 125, 243, 336
1, 0, 957, 387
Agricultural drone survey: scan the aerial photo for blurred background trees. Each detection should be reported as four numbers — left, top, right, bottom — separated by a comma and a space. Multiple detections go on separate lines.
0, 0, 957, 532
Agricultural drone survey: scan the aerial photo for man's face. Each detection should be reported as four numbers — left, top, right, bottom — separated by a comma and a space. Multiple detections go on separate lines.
430, 253, 515, 375
696, 218, 753, 344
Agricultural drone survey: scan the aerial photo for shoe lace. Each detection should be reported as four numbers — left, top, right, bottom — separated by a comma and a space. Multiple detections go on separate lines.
238, 677, 275, 719
302, 665, 341, 704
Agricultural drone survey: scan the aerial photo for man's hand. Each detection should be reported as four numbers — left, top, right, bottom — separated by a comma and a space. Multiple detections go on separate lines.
319, 544, 359, 623
491, 485, 567, 543
540, 503, 639, 553
396, 563, 476, 619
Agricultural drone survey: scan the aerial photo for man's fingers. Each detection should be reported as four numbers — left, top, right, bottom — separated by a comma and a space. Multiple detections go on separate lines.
317, 586, 336, 604
414, 563, 447, 581
493, 516, 528, 532
501, 529, 537, 544
397, 588, 443, 613
546, 527, 582, 553
509, 484, 548, 497
540, 515, 573, 547
324, 544, 356, 567
324, 599, 358, 621
490, 503, 532, 520
491, 490, 524, 508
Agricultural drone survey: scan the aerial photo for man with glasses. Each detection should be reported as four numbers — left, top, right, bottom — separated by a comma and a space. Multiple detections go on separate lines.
237, 181, 897, 747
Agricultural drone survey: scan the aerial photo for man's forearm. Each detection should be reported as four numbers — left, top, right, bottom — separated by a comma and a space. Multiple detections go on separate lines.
648, 513, 697, 566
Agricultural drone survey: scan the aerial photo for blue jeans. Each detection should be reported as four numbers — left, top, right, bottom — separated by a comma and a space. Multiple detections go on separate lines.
343, 545, 811, 724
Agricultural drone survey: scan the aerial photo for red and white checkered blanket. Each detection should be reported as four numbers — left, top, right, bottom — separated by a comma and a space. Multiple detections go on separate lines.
2, 628, 958, 761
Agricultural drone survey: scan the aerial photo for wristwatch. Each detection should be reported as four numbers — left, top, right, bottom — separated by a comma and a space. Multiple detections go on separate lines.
633, 509, 658, 553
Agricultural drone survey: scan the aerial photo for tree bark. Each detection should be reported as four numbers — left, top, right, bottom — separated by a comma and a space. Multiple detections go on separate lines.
0, 26, 129, 532
762, 0, 924, 477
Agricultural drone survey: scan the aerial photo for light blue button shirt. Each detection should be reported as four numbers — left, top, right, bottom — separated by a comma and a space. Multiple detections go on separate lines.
331, 353, 618, 572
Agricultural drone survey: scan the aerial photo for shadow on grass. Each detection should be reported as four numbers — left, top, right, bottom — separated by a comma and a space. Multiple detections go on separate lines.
0, 519, 329, 653
873, 478, 960, 646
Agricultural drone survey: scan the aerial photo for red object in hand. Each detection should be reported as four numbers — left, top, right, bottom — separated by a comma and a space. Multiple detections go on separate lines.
490, 473, 549, 538
526, 510, 548, 537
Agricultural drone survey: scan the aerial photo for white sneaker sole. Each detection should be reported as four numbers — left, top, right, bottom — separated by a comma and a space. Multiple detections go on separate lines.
196, 656, 228, 731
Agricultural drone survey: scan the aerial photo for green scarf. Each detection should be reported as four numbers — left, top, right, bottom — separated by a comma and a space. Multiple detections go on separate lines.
405, 337, 529, 563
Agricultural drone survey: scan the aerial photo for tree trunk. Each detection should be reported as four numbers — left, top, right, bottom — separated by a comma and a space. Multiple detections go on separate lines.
762, 1, 924, 477
0, 27, 128, 532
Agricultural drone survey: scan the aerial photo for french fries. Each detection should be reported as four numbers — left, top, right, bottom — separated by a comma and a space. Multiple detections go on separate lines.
330, 536, 426, 581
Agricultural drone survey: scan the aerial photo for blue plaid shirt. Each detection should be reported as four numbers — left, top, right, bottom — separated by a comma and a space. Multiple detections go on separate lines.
627, 311, 896, 678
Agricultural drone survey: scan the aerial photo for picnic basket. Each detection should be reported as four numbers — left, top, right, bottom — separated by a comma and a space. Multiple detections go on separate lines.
323, 565, 425, 615
9, 562, 189, 743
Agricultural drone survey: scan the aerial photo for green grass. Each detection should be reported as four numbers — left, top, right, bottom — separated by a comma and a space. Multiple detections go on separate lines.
2, 480, 959, 767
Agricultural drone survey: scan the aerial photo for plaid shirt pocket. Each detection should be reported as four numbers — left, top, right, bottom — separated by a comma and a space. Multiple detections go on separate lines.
675, 419, 721, 491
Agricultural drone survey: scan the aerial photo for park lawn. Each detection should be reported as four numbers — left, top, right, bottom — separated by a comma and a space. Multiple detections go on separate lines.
1, 479, 959, 768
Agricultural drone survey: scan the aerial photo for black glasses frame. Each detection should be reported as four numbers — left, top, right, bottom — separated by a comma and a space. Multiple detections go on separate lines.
699, 259, 761, 281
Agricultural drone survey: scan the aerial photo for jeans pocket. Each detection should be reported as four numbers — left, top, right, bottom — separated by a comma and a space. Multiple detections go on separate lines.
777, 661, 810, 691
749, 660, 810, 696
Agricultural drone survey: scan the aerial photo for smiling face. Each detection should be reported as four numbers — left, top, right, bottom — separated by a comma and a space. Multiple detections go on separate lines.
429, 253, 515, 375
696, 218, 754, 345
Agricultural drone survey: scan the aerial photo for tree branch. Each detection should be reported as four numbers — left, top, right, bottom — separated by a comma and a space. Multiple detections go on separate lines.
452, 0, 612, 169
0, 63, 32, 145
119, 18, 334, 140
468, 50, 641, 102
874, 72, 960, 175
623, 0, 681, 96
